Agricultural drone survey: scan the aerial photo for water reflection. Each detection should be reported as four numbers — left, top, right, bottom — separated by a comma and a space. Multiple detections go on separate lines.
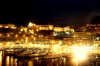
6, 56, 10, 66
0, 51, 2, 66
28, 61, 33, 66
15, 59, 17, 66
0, 51, 99, 66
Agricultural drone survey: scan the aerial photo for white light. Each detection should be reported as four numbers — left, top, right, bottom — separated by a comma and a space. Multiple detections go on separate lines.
72, 46, 88, 61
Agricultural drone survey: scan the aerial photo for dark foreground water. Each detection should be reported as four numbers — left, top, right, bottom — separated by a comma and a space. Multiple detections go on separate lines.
0, 51, 100, 66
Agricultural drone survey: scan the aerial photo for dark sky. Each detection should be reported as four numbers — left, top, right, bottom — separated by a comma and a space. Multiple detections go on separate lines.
0, 0, 100, 26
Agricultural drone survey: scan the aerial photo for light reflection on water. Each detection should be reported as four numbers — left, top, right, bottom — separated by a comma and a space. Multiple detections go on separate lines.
6, 56, 9, 66
0, 51, 95, 66
28, 61, 33, 66
0, 51, 2, 66
15, 59, 17, 66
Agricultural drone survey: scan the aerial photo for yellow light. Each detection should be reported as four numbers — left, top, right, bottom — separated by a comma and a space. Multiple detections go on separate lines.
22, 35, 25, 37
34, 37, 36, 40
15, 34, 18, 38
36, 29, 39, 32
21, 29, 23, 31
28, 22, 33, 27
7, 34, 10, 37
49, 25, 53, 30
5, 26, 8, 28
11, 27, 16, 29
73, 58, 77, 62
0, 25, 3, 28
31, 35, 34, 38
25, 37, 28, 43
72, 46, 88, 61
0, 34, 2, 37
51, 44, 62, 55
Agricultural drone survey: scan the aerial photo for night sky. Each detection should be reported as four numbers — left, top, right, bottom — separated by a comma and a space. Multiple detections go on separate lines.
0, 0, 100, 26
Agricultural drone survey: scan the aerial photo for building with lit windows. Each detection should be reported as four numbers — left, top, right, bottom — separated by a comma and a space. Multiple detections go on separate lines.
73, 31, 93, 45
53, 26, 74, 37
0, 24, 16, 29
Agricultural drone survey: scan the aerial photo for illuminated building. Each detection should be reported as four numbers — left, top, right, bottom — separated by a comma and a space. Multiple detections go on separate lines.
53, 26, 74, 45
86, 24, 100, 27
86, 24, 100, 30
54, 26, 74, 32
74, 24, 100, 46
0, 22, 100, 46
53, 26, 74, 37
73, 31, 93, 45
28, 22, 36, 27
0, 24, 16, 29
38, 25, 53, 30
28, 22, 53, 30
20, 27, 28, 33
93, 33, 100, 47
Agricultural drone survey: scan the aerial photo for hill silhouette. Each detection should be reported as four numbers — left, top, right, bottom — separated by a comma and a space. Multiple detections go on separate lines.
91, 16, 100, 24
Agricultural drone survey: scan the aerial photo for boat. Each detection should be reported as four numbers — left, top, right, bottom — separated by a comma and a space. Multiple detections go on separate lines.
16, 53, 47, 58
44, 54, 62, 59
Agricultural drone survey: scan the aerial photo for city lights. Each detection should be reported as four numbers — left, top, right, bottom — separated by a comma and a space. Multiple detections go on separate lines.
28, 22, 34, 27
0, 23, 99, 66
1, 0, 100, 65
72, 46, 88, 61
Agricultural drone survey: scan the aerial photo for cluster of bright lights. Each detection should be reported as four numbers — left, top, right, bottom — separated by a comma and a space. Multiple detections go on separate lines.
0, 42, 98, 60
28, 22, 34, 27
72, 46, 88, 61
50, 44, 68, 55
50, 44, 62, 54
